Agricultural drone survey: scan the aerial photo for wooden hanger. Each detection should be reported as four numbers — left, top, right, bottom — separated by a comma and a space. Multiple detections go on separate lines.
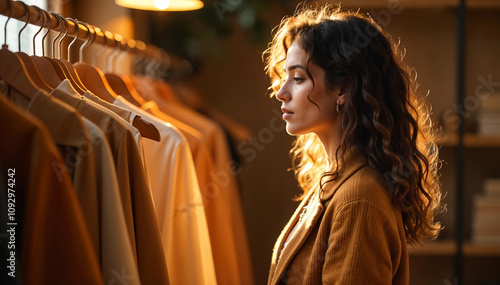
60, 59, 88, 91
132, 115, 161, 142
103, 35, 143, 106
105, 73, 144, 106
16, 53, 53, 92
61, 18, 89, 92
0, 1, 38, 98
37, 12, 70, 84
75, 63, 118, 102
31, 56, 62, 89
50, 13, 85, 94
74, 25, 118, 102
38, 12, 83, 93
0, 47, 39, 98
28, 7, 60, 89
99, 33, 160, 141
14, 2, 52, 92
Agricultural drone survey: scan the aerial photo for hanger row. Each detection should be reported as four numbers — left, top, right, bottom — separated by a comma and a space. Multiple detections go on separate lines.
0, 0, 153, 56
0, 0, 193, 79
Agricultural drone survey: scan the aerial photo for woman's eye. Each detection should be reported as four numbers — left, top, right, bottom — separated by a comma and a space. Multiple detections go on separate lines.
293, 77, 304, 82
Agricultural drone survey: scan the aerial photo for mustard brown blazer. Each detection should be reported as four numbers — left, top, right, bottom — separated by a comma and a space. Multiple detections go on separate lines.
268, 151, 409, 285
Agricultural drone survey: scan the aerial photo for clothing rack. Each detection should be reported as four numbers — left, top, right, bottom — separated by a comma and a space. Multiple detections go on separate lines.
0, 0, 158, 59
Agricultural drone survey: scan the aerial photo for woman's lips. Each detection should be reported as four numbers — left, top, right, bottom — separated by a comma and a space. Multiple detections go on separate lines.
281, 107, 294, 120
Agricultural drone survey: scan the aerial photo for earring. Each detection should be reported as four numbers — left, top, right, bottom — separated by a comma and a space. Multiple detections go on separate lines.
336, 101, 341, 114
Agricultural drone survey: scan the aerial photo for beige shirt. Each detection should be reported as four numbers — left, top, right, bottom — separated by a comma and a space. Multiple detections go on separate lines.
143, 100, 254, 285
82, 117, 141, 285
115, 96, 217, 285
0, 93, 104, 284
52, 81, 169, 285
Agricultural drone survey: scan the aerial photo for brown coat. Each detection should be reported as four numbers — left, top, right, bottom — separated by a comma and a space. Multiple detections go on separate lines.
268, 152, 409, 285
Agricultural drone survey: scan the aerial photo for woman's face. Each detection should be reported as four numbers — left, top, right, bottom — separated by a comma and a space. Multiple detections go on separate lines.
276, 41, 340, 137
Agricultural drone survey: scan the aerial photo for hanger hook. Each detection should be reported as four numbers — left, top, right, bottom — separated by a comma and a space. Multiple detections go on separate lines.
116, 42, 128, 74
158, 48, 171, 79
94, 29, 108, 67
57, 14, 69, 60
107, 35, 122, 73
3, 0, 12, 48
145, 49, 158, 78
32, 6, 46, 56
50, 12, 64, 58
77, 21, 91, 63
17, 1, 30, 52
144, 56, 152, 77
153, 49, 163, 79
139, 53, 147, 75
66, 18, 79, 62
105, 32, 115, 72
41, 9, 52, 56
134, 50, 146, 75
148, 48, 160, 79
84, 25, 97, 62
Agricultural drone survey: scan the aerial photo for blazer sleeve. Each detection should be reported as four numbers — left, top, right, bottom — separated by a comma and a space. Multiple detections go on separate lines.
323, 199, 403, 284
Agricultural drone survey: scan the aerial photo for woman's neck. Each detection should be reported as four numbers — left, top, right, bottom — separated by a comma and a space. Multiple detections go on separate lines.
317, 129, 341, 172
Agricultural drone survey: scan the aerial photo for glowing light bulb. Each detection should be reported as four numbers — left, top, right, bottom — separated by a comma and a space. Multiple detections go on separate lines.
115, 0, 203, 11
154, 0, 170, 10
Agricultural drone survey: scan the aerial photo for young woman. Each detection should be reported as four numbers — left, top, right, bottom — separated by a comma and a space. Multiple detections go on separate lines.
264, 5, 442, 284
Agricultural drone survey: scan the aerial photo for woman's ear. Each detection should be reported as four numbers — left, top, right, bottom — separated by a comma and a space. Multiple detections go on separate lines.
336, 86, 347, 106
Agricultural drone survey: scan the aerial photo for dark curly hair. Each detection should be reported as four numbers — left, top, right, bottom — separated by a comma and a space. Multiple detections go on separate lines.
264, 5, 442, 244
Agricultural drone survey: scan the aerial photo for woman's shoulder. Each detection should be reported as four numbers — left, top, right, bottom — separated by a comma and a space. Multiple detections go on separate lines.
326, 165, 395, 213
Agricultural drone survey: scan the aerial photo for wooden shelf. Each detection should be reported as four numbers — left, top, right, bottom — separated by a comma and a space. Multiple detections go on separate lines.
409, 240, 456, 256
408, 240, 500, 256
464, 243, 500, 256
438, 133, 500, 148
466, 0, 500, 9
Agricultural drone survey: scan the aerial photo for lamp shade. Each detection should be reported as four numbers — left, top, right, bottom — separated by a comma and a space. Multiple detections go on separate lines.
115, 0, 204, 11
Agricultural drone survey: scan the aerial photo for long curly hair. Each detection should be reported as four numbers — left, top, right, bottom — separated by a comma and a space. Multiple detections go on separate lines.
264, 5, 442, 244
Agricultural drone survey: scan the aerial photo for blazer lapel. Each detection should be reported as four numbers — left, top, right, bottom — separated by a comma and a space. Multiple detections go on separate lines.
269, 190, 325, 285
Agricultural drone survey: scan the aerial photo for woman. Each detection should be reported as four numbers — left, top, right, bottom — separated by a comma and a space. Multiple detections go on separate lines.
264, 5, 442, 285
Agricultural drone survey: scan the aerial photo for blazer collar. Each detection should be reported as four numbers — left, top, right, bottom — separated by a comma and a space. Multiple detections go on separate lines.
320, 147, 367, 201
268, 148, 367, 285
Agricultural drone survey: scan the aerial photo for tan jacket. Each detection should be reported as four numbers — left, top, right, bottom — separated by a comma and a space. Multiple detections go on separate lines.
268, 151, 409, 285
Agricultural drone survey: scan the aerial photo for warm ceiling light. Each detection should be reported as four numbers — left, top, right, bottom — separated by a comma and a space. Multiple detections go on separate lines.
115, 0, 204, 11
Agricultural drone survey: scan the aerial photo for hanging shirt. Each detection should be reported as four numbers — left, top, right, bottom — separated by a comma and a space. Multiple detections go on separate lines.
82, 91, 144, 153
115, 96, 217, 285
4, 88, 100, 255
81, 90, 151, 183
135, 79, 254, 285
81, 116, 141, 285
51, 80, 169, 285
0, 93, 103, 285
143, 100, 252, 285
4, 88, 140, 284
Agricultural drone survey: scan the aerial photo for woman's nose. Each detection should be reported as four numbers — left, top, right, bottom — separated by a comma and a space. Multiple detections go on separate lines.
276, 84, 290, 102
